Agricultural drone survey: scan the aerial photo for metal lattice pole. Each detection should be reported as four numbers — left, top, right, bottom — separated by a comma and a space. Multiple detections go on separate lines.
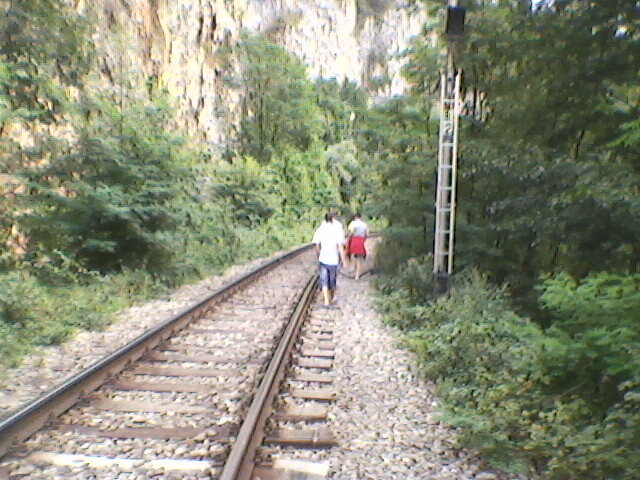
433, 4, 464, 294
433, 71, 461, 285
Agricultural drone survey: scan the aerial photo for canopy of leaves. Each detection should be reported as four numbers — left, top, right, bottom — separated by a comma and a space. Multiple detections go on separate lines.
224, 33, 322, 163
355, 93, 437, 271
16, 98, 181, 274
0, 0, 90, 127
374, 0, 640, 314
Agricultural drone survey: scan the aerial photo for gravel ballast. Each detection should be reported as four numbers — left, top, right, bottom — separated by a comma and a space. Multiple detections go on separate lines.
328, 272, 526, 480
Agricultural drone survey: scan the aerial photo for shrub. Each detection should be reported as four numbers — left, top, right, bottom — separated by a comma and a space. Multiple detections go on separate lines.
400, 273, 547, 474
378, 270, 640, 478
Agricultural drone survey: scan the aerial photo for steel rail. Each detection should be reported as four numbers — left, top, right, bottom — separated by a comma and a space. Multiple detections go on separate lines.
0, 244, 312, 459
219, 274, 319, 480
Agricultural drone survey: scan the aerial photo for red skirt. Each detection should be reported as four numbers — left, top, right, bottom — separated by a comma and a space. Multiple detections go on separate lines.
348, 236, 367, 256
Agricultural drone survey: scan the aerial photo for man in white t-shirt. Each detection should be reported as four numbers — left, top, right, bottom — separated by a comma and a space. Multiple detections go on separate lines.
312, 211, 346, 307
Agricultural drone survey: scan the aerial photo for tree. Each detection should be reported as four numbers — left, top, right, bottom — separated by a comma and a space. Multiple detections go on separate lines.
1, 0, 91, 272
0, 0, 89, 132
16, 96, 183, 274
373, 0, 640, 309
314, 78, 367, 145
226, 33, 322, 162
357, 95, 437, 271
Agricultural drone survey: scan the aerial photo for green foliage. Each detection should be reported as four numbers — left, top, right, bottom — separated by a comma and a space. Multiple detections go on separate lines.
539, 272, 640, 333
0, 268, 167, 366
0, 0, 90, 126
214, 156, 275, 228
358, 95, 437, 271
224, 33, 322, 162
359, 0, 640, 316
538, 273, 640, 409
456, 0, 640, 283
209, 147, 341, 255
314, 78, 367, 145
537, 272, 640, 478
1, 19, 360, 373
378, 271, 640, 478
368, 2, 640, 476
402, 274, 545, 474
313, 78, 375, 211
1, 0, 93, 267
324, 140, 359, 204
458, 0, 639, 161
0, 321, 26, 369
451, 143, 640, 316
374, 255, 435, 330
580, 376, 640, 478
15, 96, 182, 274
267, 147, 339, 222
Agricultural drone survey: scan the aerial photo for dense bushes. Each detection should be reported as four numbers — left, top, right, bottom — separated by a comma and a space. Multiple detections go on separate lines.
17, 100, 182, 275
377, 264, 640, 478
222, 33, 323, 163
0, 269, 168, 370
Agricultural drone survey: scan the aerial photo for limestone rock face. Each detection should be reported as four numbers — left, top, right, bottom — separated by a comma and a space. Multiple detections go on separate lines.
242, 0, 427, 94
81, 0, 428, 146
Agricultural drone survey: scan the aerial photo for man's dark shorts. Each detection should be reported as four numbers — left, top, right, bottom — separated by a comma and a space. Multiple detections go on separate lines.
319, 263, 338, 290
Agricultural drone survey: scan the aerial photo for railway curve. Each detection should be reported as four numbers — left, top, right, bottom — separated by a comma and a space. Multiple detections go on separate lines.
0, 245, 317, 479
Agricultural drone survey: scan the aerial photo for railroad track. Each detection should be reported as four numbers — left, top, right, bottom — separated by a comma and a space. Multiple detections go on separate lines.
250, 307, 338, 480
0, 245, 343, 480
222, 281, 338, 480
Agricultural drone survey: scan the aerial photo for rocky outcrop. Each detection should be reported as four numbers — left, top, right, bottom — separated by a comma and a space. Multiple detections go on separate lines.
77, 0, 428, 146
242, 0, 427, 94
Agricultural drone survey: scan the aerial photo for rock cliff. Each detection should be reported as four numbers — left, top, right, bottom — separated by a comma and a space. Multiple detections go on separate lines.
77, 0, 428, 146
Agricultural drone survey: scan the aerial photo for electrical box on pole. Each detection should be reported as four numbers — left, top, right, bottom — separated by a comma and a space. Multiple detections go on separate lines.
445, 6, 466, 37
433, 3, 465, 295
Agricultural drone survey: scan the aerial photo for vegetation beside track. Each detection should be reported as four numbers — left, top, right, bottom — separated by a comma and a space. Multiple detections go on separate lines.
370, 1, 640, 479
377, 261, 640, 479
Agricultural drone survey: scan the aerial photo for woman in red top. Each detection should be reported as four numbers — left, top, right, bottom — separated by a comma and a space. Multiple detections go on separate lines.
347, 213, 368, 280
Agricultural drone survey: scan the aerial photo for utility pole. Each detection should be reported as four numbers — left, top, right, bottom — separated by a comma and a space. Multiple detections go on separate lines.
433, 1, 465, 295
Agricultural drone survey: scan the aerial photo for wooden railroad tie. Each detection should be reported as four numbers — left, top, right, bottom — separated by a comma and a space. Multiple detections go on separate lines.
130, 364, 236, 377
264, 427, 335, 448
274, 404, 328, 422
297, 357, 333, 369
58, 424, 231, 440
290, 388, 336, 402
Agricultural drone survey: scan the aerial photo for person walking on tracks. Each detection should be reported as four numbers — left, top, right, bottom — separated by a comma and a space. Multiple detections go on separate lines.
312, 211, 346, 308
347, 213, 368, 280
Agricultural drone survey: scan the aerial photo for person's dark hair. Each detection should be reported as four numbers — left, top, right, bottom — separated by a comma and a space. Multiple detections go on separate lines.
354, 212, 361, 218
325, 213, 332, 222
